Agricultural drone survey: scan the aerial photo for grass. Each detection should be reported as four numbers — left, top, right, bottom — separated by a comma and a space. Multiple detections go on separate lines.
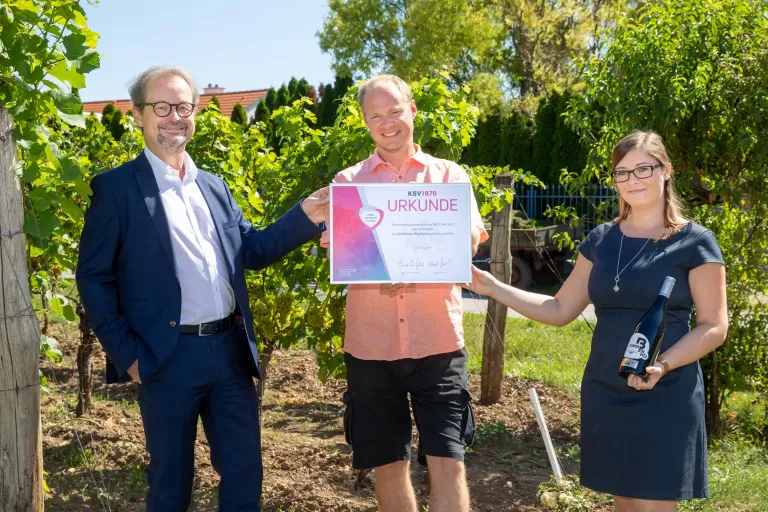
462, 314, 768, 511
463, 313, 592, 392
679, 436, 768, 512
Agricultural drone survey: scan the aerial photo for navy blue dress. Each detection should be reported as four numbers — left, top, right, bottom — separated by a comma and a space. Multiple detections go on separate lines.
577, 221, 723, 500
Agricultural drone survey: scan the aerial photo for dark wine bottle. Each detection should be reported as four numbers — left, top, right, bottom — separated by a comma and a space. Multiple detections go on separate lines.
619, 276, 676, 377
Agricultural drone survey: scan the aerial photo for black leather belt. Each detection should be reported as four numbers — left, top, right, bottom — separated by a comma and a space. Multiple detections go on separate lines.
180, 314, 236, 336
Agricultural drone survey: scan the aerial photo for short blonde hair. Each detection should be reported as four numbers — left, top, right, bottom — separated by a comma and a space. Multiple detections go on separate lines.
357, 74, 413, 109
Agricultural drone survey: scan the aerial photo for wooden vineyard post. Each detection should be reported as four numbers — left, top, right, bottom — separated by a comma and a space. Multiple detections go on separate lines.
480, 174, 513, 404
0, 108, 44, 511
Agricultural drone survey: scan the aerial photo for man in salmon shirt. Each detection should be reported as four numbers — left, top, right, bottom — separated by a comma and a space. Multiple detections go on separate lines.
321, 74, 488, 512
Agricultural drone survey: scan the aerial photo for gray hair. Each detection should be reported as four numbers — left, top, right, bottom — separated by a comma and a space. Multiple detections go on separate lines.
357, 74, 413, 109
129, 66, 200, 107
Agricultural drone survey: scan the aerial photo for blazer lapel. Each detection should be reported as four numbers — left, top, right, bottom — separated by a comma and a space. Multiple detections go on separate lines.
195, 173, 235, 279
133, 152, 177, 276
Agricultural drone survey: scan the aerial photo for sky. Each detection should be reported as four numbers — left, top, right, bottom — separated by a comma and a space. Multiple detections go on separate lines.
79, 0, 336, 102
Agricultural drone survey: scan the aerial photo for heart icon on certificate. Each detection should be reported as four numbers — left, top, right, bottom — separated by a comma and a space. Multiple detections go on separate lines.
358, 206, 384, 229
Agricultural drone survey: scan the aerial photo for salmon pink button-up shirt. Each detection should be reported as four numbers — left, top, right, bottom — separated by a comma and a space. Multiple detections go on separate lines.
321, 145, 488, 361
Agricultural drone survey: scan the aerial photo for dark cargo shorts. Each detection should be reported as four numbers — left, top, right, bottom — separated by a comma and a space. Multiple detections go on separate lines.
343, 348, 476, 470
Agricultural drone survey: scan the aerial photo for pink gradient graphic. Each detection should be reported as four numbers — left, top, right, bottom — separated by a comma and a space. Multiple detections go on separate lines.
331, 187, 390, 282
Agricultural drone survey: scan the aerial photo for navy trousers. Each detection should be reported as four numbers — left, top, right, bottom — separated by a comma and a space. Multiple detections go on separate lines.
138, 326, 262, 511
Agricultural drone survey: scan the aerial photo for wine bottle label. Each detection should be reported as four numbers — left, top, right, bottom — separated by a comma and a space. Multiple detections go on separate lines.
624, 332, 650, 360
621, 358, 639, 369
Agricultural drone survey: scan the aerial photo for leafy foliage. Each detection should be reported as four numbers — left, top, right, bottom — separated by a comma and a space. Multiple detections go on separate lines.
319, 0, 633, 113
462, 91, 587, 184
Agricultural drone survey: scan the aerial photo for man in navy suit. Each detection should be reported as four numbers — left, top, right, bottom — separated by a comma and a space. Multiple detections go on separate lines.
76, 66, 329, 511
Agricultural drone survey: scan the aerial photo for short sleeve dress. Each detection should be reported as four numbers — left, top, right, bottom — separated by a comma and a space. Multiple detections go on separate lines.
577, 221, 724, 500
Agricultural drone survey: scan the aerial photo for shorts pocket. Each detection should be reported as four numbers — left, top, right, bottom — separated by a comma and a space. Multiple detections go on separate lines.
343, 390, 353, 446
460, 388, 476, 447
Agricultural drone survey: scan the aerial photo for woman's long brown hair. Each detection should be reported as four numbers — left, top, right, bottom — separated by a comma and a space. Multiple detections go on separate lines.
612, 130, 689, 240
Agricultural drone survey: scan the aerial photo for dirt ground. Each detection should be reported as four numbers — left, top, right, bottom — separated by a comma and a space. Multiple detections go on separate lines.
41, 324, 589, 511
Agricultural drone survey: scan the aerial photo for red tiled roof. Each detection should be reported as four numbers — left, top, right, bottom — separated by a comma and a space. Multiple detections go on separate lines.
82, 89, 269, 118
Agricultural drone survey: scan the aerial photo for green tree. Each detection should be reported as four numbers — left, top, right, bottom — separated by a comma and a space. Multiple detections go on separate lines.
294, 78, 311, 101
317, 75, 355, 128
101, 102, 116, 127
253, 99, 271, 125
566, 0, 768, 437
317, 83, 335, 128
319, 0, 633, 113
230, 103, 248, 125
319, 0, 505, 112
264, 87, 278, 111
109, 108, 126, 140
277, 85, 291, 108
287, 77, 298, 97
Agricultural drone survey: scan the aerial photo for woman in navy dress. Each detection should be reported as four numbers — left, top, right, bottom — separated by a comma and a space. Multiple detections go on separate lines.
465, 131, 728, 511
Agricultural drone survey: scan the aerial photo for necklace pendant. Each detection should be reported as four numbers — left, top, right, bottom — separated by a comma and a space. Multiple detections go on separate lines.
613, 284, 620, 292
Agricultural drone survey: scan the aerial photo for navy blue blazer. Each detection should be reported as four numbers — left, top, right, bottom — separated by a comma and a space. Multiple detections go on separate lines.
76, 152, 322, 383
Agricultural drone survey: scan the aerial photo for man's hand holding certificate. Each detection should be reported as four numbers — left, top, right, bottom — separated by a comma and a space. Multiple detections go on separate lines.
329, 183, 472, 284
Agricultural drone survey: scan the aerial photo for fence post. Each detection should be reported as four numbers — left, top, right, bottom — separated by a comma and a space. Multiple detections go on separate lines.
481, 173, 514, 405
0, 108, 44, 511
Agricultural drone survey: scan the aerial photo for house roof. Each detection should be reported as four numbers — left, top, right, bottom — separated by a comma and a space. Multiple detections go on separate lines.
82, 89, 269, 118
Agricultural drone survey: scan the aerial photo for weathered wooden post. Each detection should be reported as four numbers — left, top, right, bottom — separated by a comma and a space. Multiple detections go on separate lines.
480, 174, 514, 404
0, 108, 44, 511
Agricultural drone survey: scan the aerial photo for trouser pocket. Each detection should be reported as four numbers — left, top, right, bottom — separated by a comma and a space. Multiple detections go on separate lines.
343, 390, 353, 445
460, 388, 476, 447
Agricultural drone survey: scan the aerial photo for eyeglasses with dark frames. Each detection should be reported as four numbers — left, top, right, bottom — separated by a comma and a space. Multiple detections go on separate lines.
140, 101, 196, 118
611, 163, 661, 183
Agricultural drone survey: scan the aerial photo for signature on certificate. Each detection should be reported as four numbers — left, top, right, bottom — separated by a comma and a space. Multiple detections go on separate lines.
428, 257, 452, 269
398, 257, 425, 270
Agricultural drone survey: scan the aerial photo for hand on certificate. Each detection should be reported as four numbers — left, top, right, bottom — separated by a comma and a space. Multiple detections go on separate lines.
380, 283, 417, 293
461, 266, 498, 297
301, 187, 330, 224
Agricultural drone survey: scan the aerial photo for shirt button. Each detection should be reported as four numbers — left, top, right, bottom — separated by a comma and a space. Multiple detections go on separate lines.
400, 295, 403, 299
399, 319, 404, 323
175, 284, 181, 291
169, 320, 177, 327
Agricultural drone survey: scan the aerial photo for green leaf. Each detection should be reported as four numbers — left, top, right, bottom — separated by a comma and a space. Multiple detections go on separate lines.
60, 159, 82, 181
74, 49, 100, 74
22, 163, 41, 183
49, 60, 86, 89
62, 304, 77, 322
24, 211, 60, 241
62, 33, 87, 60
57, 110, 86, 128
73, 178, 92, 198
9, 0, 37, 13
59, 196, 83, 220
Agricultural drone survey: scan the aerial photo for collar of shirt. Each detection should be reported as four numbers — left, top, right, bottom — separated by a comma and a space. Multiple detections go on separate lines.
144, 147, 198, 187
366, 144, 429, 174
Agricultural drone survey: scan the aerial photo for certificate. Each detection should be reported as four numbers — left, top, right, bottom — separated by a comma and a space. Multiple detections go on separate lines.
329, 183, 472, 284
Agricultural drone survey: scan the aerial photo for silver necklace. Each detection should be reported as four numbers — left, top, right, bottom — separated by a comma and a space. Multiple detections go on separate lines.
614, 232, 652, 292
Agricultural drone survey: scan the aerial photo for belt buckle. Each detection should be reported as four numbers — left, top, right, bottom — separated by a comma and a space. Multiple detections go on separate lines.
198, 322, 215, 336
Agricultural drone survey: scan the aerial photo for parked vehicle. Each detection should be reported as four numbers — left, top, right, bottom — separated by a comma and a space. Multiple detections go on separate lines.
473, 221, 583, 290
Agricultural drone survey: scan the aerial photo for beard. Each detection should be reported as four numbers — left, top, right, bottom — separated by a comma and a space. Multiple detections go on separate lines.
156, 122, 190, 151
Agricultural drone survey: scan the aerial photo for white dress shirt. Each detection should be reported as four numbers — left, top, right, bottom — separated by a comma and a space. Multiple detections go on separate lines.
145, 148, 236, 325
